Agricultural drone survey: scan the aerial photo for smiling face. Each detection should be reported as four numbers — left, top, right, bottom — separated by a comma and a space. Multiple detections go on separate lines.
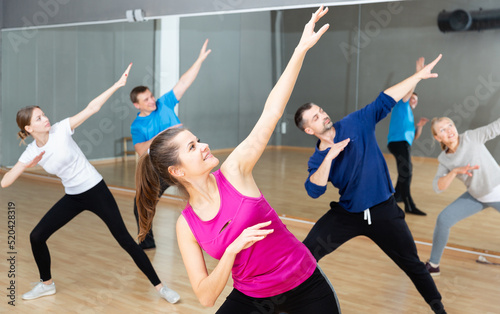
301, 104, 333, 136
169, 130, 219, 179
133, 89, 157, 116
25, 107, 51, 135
432, 117, 458, 148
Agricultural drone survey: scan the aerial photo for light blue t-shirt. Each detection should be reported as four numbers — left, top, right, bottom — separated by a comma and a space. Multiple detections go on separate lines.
387, 99, 415, 145
130, 90, 180, 145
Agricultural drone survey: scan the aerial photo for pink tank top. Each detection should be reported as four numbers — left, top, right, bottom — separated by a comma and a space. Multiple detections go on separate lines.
182, 170, 316, 298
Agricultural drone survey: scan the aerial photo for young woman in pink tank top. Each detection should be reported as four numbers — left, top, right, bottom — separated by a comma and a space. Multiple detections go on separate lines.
135, 7, 340, 313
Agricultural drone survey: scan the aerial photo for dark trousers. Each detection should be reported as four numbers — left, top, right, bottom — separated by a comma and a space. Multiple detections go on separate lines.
216, 267, 340, 314
303, 197, 445, 313
133, 177, 169, 243
30, 180, 161, 286
387, 141, 412, 200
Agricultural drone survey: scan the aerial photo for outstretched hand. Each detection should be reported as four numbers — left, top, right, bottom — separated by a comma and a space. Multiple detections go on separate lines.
416, 54, 442, 80
198, 39, 212, 62
114, 63, 133, 88
326, 138, 350, 160
26, 151, 45, 168
297, 6, 330, 51
454, 163, 480, 177
227, 221, 274, 254
416, 117, 429, 127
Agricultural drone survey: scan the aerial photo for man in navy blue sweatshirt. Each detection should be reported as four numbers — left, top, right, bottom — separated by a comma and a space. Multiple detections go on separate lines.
294, 55, 446, 314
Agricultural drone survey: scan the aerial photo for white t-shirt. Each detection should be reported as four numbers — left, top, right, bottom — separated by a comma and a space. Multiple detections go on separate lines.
19, 118, 102, 195
476, 184, 500, 203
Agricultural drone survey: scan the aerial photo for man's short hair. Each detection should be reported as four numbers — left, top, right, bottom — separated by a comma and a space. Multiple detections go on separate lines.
294, 102, 314, 131
130, 86, 150, 103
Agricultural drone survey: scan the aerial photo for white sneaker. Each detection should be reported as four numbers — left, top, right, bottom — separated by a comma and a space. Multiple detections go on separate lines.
22, 281, 56, 300
158, 285, 180, 304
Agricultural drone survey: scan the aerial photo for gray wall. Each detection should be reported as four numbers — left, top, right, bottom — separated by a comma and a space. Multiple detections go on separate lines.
178, 12, 273, 149
282, 0, 500, 160
2, 0, 393, 29
2, 0, 500, 166
1, 21, 155, 165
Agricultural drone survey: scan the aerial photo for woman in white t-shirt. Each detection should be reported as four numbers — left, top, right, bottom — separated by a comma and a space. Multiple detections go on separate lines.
1, 64, 180, 303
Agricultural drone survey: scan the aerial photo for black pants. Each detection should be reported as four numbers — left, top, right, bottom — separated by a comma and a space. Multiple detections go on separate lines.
303, 197, 445, 313
30, 180, 161, 286
387, 141, 412, 200
133, 177, 169, 243
216, 267, 341, 314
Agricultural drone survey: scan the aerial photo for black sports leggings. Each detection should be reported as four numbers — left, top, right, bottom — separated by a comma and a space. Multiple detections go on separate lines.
30, 180, 161, 286
216, 267, 341, 314
387, 141, 413, 200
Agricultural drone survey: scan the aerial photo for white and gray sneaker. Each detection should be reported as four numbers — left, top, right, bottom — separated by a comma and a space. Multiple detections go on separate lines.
22, 281, 56, 300
158, 285, 180, 304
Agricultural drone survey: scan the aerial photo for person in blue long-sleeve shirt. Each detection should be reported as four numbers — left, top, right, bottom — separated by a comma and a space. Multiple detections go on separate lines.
294, 55, 446, 314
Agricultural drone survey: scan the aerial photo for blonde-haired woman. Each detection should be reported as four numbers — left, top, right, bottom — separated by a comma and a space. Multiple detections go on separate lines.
1, 64, 179, 303
427, 116, 500, 275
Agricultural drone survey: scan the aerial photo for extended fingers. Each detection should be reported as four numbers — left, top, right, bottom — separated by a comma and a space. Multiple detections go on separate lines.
249, 220, 272, 230
310, 6, 328, 24
337, 138, 350, 148
123, 63, 132, 76
427, 54, 442, 69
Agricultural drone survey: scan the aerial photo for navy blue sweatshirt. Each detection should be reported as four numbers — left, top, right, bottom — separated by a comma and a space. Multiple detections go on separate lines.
305, 92, 396, 213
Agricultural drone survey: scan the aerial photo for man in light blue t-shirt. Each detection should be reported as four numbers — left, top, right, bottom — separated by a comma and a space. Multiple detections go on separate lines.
387, 58, 429, 215
130, 39, 211, 249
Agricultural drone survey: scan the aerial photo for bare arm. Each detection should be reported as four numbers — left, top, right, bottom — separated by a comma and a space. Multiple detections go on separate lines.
69, 64, 132, 130
177, 217, 272, 307
222, 7, 329, 180
134, 139, 153, 157
1, 152, 45, 188
172, 39, 211, 100
414, 117, 429, 141
384, 54, 441, 102
401, 57, 425, 102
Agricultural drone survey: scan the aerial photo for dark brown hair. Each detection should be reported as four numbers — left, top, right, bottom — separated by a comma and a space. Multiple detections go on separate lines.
135, 127, 189, 241
16, 106, 40, 145
294, 102, 314, 131
130, 86, 150, 104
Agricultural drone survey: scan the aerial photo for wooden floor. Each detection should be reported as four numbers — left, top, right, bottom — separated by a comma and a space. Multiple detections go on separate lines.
2, 147, 500, 313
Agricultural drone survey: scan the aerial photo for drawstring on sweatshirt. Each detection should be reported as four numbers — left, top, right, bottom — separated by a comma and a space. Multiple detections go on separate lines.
363, 208, 372, 225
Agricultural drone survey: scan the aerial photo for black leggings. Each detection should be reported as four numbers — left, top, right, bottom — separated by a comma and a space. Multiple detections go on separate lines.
216, 267, 341, 314
30, 180, 161, 286
303, 197, 445, 314
387, 141, 413, 200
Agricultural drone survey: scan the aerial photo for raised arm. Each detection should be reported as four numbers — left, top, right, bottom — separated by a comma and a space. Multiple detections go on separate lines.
414, 117, 429, 141
177, 217, 272, 307
1, 152, 45, 188
69, 63, 132, 130
385, 54, 441, 103
172, 39, 211, 100
402, 57, 425, 102
223, 6, 329, 177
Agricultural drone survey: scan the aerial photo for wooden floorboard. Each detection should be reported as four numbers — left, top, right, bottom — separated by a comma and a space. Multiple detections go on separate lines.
2, 147, 500, 313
